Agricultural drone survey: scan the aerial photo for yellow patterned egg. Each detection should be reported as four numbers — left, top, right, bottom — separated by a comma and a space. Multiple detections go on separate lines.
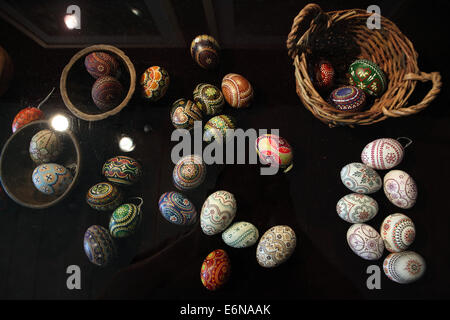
29, 129, 63, 164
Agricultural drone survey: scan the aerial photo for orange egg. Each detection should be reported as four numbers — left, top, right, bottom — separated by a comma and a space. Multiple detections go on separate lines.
200, 249, 231, 291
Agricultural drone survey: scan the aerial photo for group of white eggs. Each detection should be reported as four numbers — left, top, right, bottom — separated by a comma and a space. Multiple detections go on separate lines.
337, 137, 426, 284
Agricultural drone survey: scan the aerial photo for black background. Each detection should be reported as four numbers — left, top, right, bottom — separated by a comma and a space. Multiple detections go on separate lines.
0, 0, 449, 306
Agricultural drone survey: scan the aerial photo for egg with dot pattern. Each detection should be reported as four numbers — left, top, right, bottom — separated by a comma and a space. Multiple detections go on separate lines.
193, 83, 224, 115
221, 73, 253, 108
32, 163, 73, 196
348, 59, 387, 97
381, 213, 415, 253
190, 35, 220, 70
29, 129, 63, 164
84, 52, 119, 79
222, 221, 259, 248
86, 182, 123, 211
158, 191, 197, 226
383, 251, 425, 284
203, 115, 236, 143
256, 225, 296, 268
200, 249, 231, 291
170, 98, 203, 130
83, 225, 117, 267
12, 107, 44, 133
109, 203, 141, 238
336, 193, 378, 223
91, 75, 124, 111
340, 162, 382, 194
140, 66, 170, 101
172, 154, 206, 191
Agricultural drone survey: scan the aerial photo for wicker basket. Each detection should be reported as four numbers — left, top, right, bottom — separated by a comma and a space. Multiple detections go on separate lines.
286, 3, 442, 127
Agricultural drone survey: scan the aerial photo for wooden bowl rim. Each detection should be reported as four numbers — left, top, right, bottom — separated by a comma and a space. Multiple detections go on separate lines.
0, 120, 82, 210
60, 44, 136, 121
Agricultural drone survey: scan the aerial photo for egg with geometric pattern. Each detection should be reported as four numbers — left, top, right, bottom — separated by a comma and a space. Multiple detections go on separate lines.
380, 213, 415, 253
32, 163, 73, 196
83, 225, 117, 267
109, 203, 142, 238
256, 225, 296, 268
29, 129, 63, 164
102, 156, 142, 186
158, 191, 197, 226
200, 249, 231, 291
172, 154, 206, 191
383, 251, 426, 284
86, 182, 123, 211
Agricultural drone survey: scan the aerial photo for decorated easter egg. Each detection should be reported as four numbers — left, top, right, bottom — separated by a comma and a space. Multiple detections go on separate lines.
330, 86, 366, 112
361, 138, 404, 170
86, 182, 123, 211
221, 73, 253, 108
381, 213, 415, 253
314, 59, 335, 89
170, 98, 203, 130
190, 35, 220, 70
0, 45, 14, 97
383, 170, 417, 209
201, 190, 237, 236
256, 134, 293, 173
348, 59, 387, 97
203, 115, 236, 143
222, 221, 259, 248
347, 223, 384, 260
32, 163, 73, 196
158, 191, 197, 226
173, 154, 206, 191
83, 225, 117, 267
193, 83, 224, 116
102, 156, 142, 186
383, 251, 426, 284
109, 203, 141, 238
91, 75, 124, 111
256, 225, 296, 268
84, 52, 119, 79
29, 129, 63, 164
140, 66, 170, 101
340, 162, 382, 194
200, 249, 231, 291
12, 107, 44, 133
336, 193, 378, 223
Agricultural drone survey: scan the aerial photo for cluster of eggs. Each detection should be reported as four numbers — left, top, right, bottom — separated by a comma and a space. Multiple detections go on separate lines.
84, 51, 124, 111
83, 155, 143, 267
337, 138, 425, 284
313, 58, 387, 112
29, 129, 74, 196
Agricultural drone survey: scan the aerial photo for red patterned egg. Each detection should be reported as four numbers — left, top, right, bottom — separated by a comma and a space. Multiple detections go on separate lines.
383, 251, 425, 284
347, 223, 384, 260
200, 249, 231, 291
221, 73, 253, 108
12, 107, 44, 133
255, 134, 293, 173
314, 59, 335, 89
91, 76, 124, 111
140, 66, 170, 101
383, 170, 417, 209
102, 156, 142, 186
361, 138, 404, 170
381, 213, 415, 253
84, 52, 119, 79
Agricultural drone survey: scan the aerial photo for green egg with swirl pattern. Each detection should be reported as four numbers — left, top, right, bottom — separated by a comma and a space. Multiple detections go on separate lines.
109, 203, 141, 238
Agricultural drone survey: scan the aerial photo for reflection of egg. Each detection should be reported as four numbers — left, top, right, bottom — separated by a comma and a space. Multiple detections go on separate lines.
200, 249, 231, 291
32, 163, 73, 196
347, 223, 384, 260
29, 129, 62, 164
201, 190, 237, 235
383, 251, 425, 284
83, 225, 117, 267
256, 225, 296, 268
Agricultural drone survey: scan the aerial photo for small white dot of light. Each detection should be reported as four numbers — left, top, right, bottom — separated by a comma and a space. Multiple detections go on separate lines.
64, 14, 79, 29
119, 136, 135, 152
51, 114, 70, 132
131, 8, 141, 16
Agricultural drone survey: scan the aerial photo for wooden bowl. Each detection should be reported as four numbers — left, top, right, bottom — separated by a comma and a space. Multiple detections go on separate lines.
60, 44, 136, 121
0, 120, 82, 209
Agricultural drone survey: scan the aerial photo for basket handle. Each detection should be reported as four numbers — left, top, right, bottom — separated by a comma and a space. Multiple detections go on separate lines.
286, 3, 331, 59
382, 71, 442, 117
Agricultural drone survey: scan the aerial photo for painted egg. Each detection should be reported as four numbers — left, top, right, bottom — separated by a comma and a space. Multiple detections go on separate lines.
222, 221, 259, 248
361, 138, 404, 170
383, 251, 426, 284
170, 98, 203, 130
29, 129, 63, 164
173, 154, 206, 191
203, 115, 236, 143
256, 225, 296, 268
221, 73, 253, 108
336, 193, 378, 223
140, 66, 170, 101
193, 83, 224, 116
200, 249, 231, 291
91, 75, 124, 111
84, 52, 119, 79
340, 162, 382, 194
330, 86, 366, 112
12, 107, 44, 133
346, 223, 384, 260
381, 213, 415, 253
383, 170, 417, 209
256, 134, 293, 173
83, 225, 117, 267
201, 190, 237, 236
158, 191, 197, 226
86, 182, 123, 211
190, 35, 220, 70
348, 59, 387, 97
109, 203, 141, 238
32, 163, 73, 196
102, 156, 142, 186
314, 59, 335, 89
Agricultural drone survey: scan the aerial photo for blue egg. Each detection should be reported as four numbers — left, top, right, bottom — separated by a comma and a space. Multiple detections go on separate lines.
83, 225, 117, 267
